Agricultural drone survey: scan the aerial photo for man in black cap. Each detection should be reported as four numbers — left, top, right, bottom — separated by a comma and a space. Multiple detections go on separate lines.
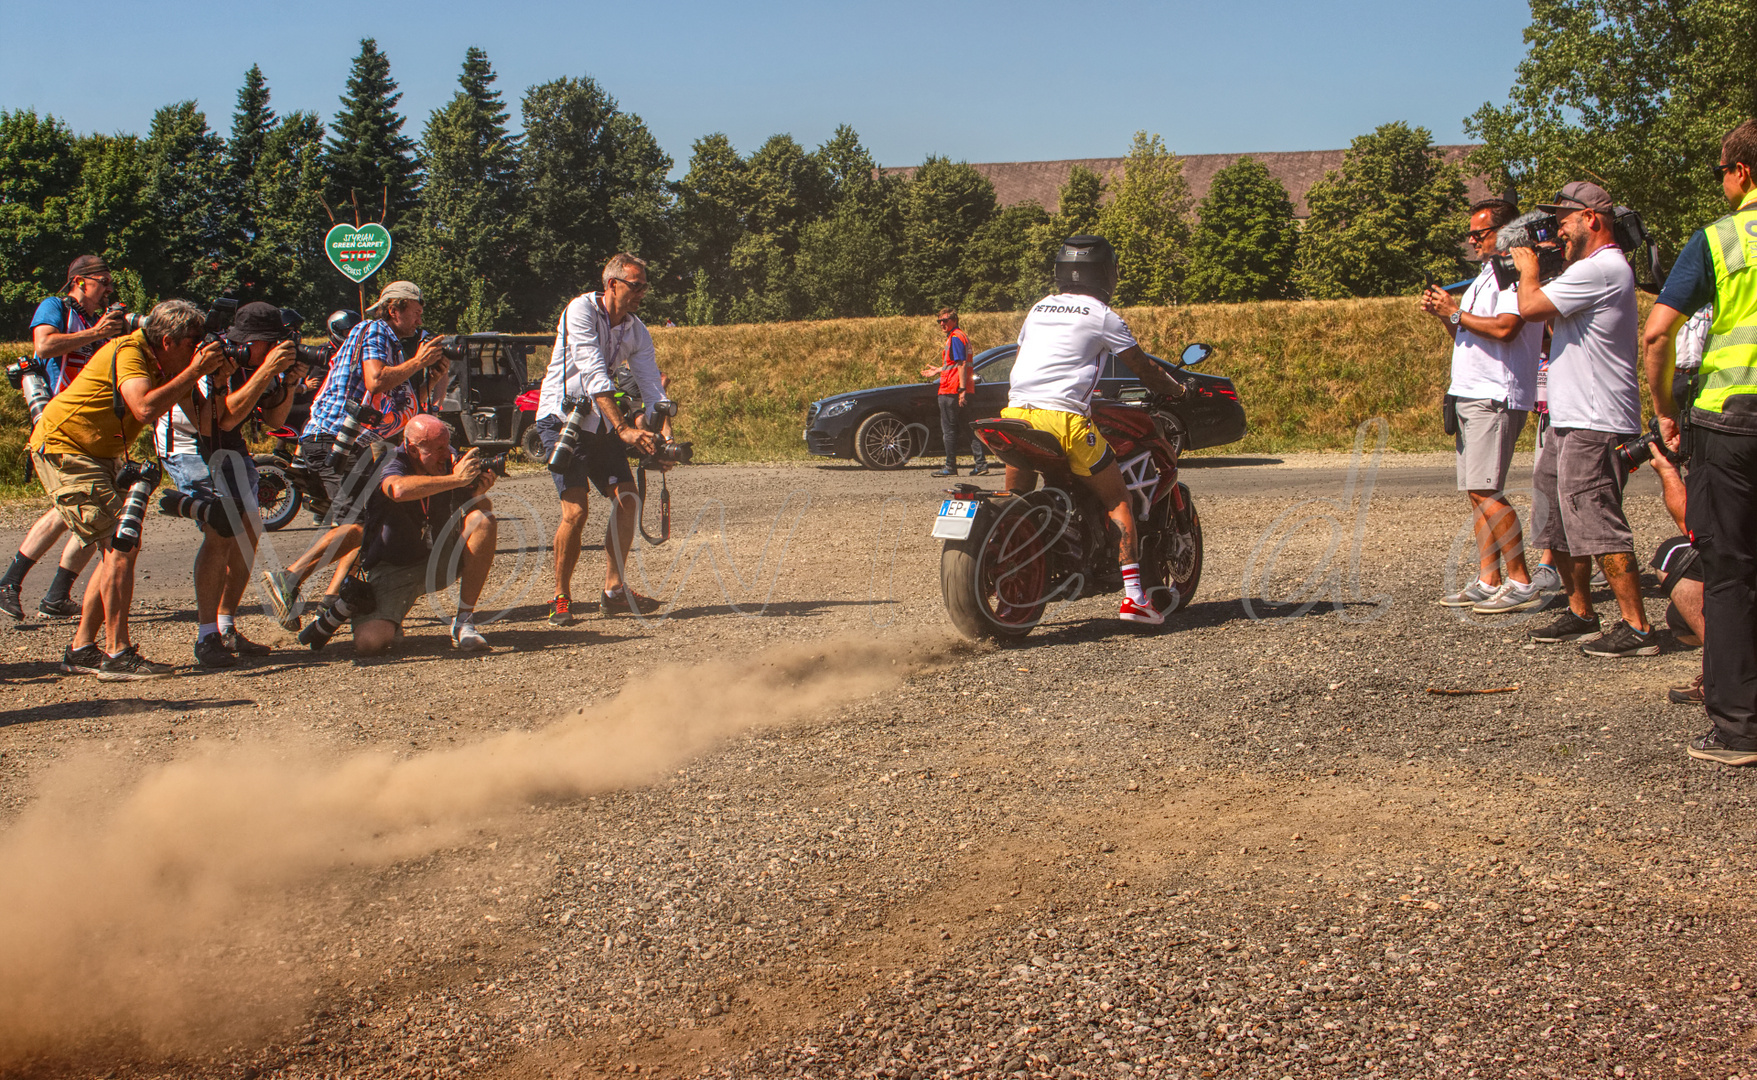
1511, 181, 1651, 657
157, 301, 305, 668
0, 256, 131, 621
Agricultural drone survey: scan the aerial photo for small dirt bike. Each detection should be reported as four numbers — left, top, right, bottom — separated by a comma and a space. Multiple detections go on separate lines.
253, 426, 333, 531
934, 392, 1203, 640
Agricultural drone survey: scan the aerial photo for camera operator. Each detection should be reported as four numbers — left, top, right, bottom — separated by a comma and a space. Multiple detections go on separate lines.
1511, 182, 1652, 656
348, 414, 497, 655
157, 302, 305, 668
27, 300, 228, 679
0, 256, 130, 622
533, 253, 671, 625
261, 282, 448, 631
1643, 118, 1757, 765
1421, 198, 1545, 614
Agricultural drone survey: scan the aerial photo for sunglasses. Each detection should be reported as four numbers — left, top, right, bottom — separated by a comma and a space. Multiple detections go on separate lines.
1713, 162, 1743, 181
612, 277, 650, 295
1465, 228, 1497, 243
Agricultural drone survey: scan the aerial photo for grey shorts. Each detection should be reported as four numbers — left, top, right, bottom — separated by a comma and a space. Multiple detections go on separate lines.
1531, 426, 1636, 557
1454, 399, 1526, 493
352, 534, 463, 632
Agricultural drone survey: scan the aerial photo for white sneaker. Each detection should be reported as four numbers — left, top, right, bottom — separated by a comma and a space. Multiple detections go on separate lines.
1531, 563, 1563, 592
1438, 579, 1497, 607
1471, 581, 1544, 614
451, 622, 490, 652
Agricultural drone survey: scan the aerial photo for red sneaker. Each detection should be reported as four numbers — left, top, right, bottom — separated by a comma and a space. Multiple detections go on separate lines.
1119, 596, 1164, 625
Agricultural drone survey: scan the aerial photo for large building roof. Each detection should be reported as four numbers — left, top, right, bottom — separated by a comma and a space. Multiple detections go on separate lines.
880, 146, 1497, 218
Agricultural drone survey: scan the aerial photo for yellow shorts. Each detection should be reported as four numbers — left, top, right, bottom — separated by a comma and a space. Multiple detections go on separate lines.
1000, 407, 1114, 477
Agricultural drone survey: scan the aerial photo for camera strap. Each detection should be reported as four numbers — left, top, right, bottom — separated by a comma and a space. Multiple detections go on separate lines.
636, 464, 670, 545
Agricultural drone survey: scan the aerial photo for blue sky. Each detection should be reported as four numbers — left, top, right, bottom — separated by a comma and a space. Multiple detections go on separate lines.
0, 0, 1535, 167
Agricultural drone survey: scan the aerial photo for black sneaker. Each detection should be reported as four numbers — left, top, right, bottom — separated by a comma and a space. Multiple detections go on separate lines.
60, 643, 106, 675
932, 467, 958, 477
969, 464, 992, 476
194, 632, 237, 670
37, 594, 81, 618
1669, 672, 1705, 705
549, 595, 576, 626
98, 645, 174, 681
0, 582, 21, 621
1688, 728, 1757, 766
1528, 609, 1602, 643
1580, 620, 1659, 658
223, 628, 272, 656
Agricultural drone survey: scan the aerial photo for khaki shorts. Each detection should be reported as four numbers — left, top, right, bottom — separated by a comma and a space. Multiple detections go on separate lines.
999, 406, 1116, 477
351, 535, 463, 632
32, 451, 125, 544
1531, 426, 1636, 557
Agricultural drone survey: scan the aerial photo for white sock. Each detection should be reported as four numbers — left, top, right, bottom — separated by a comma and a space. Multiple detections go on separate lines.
1477, 578, 1496, 591
1121, 563, 1145, 603
217, 614, 235, 634
453, 607, 474, 630
198, 622, 218, 640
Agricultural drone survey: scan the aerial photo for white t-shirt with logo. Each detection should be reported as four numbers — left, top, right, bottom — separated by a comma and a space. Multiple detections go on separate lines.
1541, 244, 1640, 434
1447, 263, 1544, 409
1008, 293, 1140, 416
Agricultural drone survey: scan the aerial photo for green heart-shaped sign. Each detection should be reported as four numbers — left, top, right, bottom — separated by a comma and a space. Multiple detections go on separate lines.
325, 223, 393, 283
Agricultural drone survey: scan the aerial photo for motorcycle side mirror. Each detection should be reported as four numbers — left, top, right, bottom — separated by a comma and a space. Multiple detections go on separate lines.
1179, 343, 1213, 368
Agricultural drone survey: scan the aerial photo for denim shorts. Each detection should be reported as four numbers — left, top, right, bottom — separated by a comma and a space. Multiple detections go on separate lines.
162, 450, 259, 503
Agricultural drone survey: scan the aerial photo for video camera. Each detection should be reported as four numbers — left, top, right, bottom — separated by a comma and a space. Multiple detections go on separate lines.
1489, 211, 1566, 289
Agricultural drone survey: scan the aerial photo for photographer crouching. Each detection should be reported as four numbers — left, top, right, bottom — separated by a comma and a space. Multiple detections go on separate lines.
344, 414, 498, 656
261, 281, 448, 630
1511, 182, 1653, 657
157, 301, 306, 668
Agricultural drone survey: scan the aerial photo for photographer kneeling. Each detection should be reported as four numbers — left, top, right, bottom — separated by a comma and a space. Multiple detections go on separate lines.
349, 414, 497, 656
159, 302, 306, 668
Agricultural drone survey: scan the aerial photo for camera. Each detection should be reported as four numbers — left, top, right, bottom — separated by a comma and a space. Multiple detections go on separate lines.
1490, 211, 1567, 289
5, 357, 53, 424
157, 489, 242, 538
111, 461, 164, 552
480, 452, 508, 478
547, 397, 593, 473
324, 398, 383, 470
105, 303, 148, 332
640, 438, 694, 470
298, 575, 376, 651
1611, 417, 1687, 474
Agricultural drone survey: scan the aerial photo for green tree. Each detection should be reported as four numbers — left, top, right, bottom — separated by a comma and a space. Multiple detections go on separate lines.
70, 133, 153, 311
141, 102, 231, 301
1020, 165, 1111, 303
1296, 122, 1467, 299
899, 156, 997, 314
675, 133, 746, 325
519, 75, 673, 327
1466, 0, 1757, 259
0, 109, 85, 319
253, 112, 332, 316
960, 201, 1050, 312
400, 48, 524, 331
1096, 132, 1192, 306
1057, 164, 1105, 236
725, 134, 830, 323
325, 38, 420, 235
796, 126, 903, 318
1186, 156, 1300, 302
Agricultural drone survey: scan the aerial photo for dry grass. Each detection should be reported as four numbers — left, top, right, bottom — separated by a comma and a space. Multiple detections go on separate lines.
0, 293, 1663, 477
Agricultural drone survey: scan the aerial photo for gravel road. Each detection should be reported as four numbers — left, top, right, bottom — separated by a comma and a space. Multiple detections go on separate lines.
0, 450, 1751, 1080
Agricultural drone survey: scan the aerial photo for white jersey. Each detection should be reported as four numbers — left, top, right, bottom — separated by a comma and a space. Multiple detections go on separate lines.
537, 292, 669, 432
1008, 293, 1139, 416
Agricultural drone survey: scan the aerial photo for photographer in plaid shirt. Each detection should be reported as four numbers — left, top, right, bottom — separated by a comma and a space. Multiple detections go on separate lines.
261, 281, 450, 629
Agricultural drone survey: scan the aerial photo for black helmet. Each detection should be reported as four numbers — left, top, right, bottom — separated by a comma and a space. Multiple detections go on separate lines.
1054, 235, 1118, 302
326, 309, 362, 347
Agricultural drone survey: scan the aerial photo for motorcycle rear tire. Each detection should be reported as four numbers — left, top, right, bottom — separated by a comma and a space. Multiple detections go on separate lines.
255, 463, 301, 532
1148, 491, 1202, 612
941, 500, 1060, 640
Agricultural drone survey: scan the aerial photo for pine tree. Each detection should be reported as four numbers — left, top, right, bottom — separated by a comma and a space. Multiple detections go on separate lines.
325, 38, 420, 234
400, 47, 523, 330
142, 102, 230, 301
0, 109, 84, 316
1295, 122, 1467, 299
227, 65, 280, 298
1096, 132, 1191, 306
255, 112, 332, 316
1186, 156, 1300, 302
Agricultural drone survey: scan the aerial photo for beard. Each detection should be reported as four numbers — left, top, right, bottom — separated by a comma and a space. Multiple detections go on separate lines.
1564, 227, 1591, 262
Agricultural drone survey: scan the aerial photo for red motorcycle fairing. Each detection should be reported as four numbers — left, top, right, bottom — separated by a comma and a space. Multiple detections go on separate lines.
971, 418, 1071, 474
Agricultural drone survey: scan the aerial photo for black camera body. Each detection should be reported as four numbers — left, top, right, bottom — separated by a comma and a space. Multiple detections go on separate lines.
1490, 212, 1566, 289
1611, 417, 1687, 475
105, 303, 148, 332
477, 451, 509, 477
641, 438, 694, 470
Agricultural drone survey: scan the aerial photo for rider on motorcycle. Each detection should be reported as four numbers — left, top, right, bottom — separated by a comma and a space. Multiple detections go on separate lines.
1001, 235, 1188, 625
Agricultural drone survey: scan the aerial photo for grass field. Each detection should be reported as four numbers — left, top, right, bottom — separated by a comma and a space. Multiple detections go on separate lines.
0, 293, 1661, 495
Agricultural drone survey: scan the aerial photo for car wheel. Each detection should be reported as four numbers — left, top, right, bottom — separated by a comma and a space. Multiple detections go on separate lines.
853, 411, 917, 470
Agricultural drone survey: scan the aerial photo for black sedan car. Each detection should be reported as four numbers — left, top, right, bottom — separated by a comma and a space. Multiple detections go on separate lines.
804, 342, 1247, 469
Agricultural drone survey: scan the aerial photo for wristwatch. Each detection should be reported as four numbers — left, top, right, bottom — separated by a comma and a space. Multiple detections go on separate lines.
1449, 311, 1462, 326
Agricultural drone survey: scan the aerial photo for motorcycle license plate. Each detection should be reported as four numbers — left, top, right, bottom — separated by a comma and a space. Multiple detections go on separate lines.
932, 499, 978, 540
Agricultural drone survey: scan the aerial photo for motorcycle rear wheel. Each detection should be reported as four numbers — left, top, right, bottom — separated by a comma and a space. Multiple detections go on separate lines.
256, 463, 301, 532
1145, 492, 1202, 612
941, 501, 1059, 640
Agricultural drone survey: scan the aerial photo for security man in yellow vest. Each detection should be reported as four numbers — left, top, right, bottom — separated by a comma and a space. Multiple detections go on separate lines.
1644, 117, 1757, 766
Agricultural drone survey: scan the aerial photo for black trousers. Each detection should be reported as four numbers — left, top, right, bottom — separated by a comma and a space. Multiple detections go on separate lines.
937, 394, 986, 468
1685, 426, 1757, 747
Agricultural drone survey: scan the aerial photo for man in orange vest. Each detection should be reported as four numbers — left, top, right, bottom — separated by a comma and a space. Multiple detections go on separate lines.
920, 308, 989, 477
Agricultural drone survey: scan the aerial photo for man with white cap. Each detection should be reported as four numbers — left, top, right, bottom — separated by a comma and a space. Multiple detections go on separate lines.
262, 280, 450, 629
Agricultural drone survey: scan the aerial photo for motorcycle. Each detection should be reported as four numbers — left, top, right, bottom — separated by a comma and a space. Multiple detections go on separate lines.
253, 425, 333, 531
934, 354, 1205, 641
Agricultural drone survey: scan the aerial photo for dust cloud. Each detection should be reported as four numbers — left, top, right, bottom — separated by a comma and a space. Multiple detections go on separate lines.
0, 634, 956, 1066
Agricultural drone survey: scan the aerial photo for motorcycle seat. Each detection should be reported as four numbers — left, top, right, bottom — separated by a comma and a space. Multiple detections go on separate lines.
266, 426, 300, 440
975, 418, 1067, 461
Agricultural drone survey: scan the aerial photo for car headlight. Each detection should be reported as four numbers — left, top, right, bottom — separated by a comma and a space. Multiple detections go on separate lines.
817, 400, 856, 419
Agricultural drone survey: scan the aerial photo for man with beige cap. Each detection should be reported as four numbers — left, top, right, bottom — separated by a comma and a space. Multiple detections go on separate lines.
262, 280, 450, 630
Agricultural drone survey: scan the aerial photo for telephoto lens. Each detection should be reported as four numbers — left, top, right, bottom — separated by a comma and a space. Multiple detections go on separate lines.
156, 490, 240, 538
6, 358, 54, 424
324, 399, 383, 470
111, 462, 164, 552
107, 303, 148, 332
547, 397, 592, 473
298, 576, 377, 650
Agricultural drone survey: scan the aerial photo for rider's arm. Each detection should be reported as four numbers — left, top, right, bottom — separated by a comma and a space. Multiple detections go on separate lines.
1116, 345, 1186, 400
